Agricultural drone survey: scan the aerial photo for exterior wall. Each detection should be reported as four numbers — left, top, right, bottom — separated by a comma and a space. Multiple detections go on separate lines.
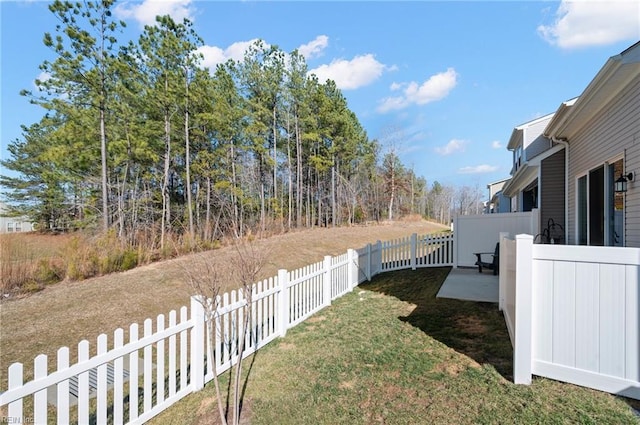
497, 192, 511, 213
525, 134, 552, 161
540, 149, 566, 243
0, 203, 35, 233
566, 75, 640, 246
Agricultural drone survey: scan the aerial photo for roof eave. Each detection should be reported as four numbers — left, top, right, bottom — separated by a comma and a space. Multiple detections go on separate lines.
545, 42, 640, 140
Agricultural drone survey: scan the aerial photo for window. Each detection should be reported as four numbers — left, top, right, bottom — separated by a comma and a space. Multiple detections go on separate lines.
7, 222, 14, 233
515, 146, 523, 171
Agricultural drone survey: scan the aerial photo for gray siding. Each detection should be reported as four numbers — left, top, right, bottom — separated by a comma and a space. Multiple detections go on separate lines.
540, 149, 566, 243
525, 135, 552, 161
524, 118, 551, 146
567, 74, 640, 246
524, 116, 553, 161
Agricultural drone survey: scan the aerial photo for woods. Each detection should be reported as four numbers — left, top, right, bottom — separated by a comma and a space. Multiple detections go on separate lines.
1, 1, 482, 252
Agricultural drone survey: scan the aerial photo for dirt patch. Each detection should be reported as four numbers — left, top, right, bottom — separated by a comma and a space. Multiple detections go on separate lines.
454, 315, 489, 335
339, 380, 356, 390
307, 315, 326, 323
279, 342, 296, 350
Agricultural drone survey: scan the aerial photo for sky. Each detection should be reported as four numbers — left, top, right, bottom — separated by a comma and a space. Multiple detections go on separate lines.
1, 1, 639, 200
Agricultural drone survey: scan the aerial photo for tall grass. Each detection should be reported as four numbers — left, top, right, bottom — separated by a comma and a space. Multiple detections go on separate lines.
0, 230, 224, 297
0, 234, 65, 294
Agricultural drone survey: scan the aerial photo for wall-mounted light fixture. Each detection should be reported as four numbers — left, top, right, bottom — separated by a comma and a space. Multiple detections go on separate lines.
615, 172, 634, 193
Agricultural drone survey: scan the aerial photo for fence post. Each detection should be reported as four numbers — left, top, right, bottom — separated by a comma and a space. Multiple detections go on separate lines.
366, 243, 372, 281
514, 234, 533, 385
323, 255, 332, 306
498, 232, 509, 312
190, 296, 205, 392
348, 249, 357, 291
453, 216, 459, 268
277, 269, 289, 337
410, 233, 417, 270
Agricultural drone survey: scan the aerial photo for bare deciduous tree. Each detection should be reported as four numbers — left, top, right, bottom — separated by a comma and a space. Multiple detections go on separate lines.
184, 237, 266, 425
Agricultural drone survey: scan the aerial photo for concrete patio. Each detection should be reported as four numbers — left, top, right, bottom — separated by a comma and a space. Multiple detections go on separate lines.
436, 267, 498, 303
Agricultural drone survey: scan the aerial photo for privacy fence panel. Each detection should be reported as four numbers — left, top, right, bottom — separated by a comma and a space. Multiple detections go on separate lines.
509, 235, 640, 400
455, 211, 537, 267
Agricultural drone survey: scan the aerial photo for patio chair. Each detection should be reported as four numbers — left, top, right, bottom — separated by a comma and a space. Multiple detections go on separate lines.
474, 242, 499, 275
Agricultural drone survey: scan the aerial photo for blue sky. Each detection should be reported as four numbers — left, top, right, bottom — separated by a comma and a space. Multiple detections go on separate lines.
1, 1, 639, 197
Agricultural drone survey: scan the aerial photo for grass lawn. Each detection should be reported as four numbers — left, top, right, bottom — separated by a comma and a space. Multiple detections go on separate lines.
151, 268, 640, 425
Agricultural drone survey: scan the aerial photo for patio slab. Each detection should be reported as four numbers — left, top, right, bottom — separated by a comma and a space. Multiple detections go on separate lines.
436, 267, 498, 303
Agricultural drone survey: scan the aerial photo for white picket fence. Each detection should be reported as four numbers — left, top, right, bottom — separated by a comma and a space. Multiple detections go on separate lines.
500, 233, 640, 400
0, 231, 453, 424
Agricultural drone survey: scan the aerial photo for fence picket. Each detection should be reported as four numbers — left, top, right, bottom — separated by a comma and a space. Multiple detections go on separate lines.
77, 340, 89, 424
168, 311, 177, 399
96, 334, 108, 424
143, 319, 153, 412
7, 363, 23, 420
179, 307, 188, 391
113, 329, 124, 425
129, 323, 139, 421
57, 347, 70, 424
33, 354, 47, 424
156, 315, 165, 405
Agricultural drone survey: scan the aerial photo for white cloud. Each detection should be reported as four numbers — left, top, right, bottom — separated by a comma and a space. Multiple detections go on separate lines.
115, 0, 195, 28
34, 71, 51, 91
309, 54, 386, 90
197, 39, 261, 70
459, 165, 499, 174
298, 35, 329, 60
538, 1, 640, 49
377, 68, 458, 113
491, 140, 503, 149
435, 139, 466, 156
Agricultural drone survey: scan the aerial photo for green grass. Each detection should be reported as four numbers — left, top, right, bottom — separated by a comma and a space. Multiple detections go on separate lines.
151, 267, 639, 425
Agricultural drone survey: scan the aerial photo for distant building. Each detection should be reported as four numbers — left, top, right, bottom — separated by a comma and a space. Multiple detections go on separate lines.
485, 178, 511, 213
0, 202, 35, 233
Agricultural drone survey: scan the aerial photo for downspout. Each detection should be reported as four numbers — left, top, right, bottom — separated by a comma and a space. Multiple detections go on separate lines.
552, 138, 569, 244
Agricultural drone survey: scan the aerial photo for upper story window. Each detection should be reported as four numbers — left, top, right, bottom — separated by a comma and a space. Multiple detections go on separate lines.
514, 146, 523, 172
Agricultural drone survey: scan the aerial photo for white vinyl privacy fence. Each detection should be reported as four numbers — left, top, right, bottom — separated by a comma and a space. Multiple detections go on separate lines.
454, 210, 538, 268
0, 232, 453, 424
500, 234, 640, 400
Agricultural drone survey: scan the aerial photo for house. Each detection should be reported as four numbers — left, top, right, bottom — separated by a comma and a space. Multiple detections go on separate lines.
0, 202, 35, 233
494, 40, 640, 399
485, 178, 511, 213
543, 41, 640, 247
501, 113, 567, 243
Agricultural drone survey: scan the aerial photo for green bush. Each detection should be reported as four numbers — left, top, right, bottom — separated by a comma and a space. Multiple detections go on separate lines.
35, 258, 64, 285
121, 249, 138, 271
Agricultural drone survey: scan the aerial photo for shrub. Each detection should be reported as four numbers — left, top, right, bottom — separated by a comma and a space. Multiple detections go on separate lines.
35, 258, 65, 285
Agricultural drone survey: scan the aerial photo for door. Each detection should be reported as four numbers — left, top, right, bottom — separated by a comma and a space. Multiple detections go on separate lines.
577, 160, 624, 246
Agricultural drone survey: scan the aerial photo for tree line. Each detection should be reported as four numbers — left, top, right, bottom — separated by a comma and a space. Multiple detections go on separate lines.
1, 0, 484, 250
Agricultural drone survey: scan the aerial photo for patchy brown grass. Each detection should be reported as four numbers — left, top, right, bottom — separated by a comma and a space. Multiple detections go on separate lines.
0, 220, 447, 387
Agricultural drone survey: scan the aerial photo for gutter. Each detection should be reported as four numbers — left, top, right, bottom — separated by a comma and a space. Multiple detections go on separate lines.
552, 138, 569, 243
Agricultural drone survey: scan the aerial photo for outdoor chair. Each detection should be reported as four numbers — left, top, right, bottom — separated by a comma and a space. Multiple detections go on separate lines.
474, 242, 499, 275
